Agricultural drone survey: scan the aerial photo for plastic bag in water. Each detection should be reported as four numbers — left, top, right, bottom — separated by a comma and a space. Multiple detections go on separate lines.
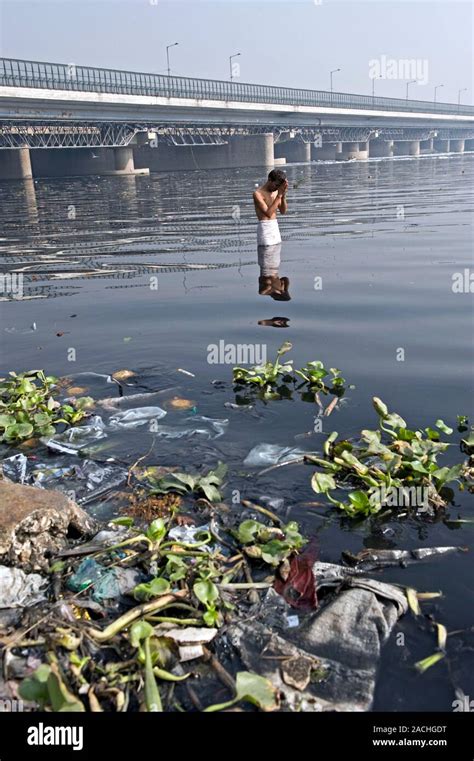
168, 523, 212, 550
151, 416, 228, 440
67, 557, 143, 602
1, 453, 28, 483
243, 444, 308, 467
108, 406, 167, 430
2, 454, 127, 506
44, 416, 107, 454
0, 566, 47, 608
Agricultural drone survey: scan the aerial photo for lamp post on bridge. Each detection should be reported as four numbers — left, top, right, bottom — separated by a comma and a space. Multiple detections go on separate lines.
330, 68, 341, 99
406, 79, 417, 100
372, 74, 381, 102
434, 83, 444, 105
458, 87, 468, 112
166, 42, 179, 78
230, 53, 241, 82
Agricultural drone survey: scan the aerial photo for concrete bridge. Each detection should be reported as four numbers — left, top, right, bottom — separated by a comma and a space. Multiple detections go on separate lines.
1, 57, 473, 179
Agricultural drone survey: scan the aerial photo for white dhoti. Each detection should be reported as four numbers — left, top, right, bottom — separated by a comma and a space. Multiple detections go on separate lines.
257, 218, 281, 246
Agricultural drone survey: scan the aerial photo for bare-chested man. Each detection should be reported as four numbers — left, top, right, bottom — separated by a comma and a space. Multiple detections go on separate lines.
253, 168, 288, 246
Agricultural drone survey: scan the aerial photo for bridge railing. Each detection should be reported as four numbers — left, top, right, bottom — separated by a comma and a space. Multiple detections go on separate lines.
1, 57, 473, 116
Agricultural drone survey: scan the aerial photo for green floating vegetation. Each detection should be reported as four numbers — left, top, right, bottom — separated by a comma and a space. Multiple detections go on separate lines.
147, 462, 228, 503
234, 519, 306, 566
0, 369, 93, 443
19, 657, 85, 712
204, 671, 278, 712
309, 397, 466, 518
16, 506, 306, 712
233, 342, 349, 402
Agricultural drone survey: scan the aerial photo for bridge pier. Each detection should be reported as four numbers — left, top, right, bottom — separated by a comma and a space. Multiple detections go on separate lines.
0, 147, 33, 180
107, 146, 149, 175
134, 133, 274, 172
433, 139, 450, 153
336, 142, 363, 160
449, 139, 465, 153
420, 137, 434, 152
274, 140, 311, 163
311, 143, 337, 160
393, 140, 420, 156
368, 138, 394, 157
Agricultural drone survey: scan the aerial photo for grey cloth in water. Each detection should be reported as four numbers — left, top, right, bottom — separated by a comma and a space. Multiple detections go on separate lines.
227, 562, 407, 712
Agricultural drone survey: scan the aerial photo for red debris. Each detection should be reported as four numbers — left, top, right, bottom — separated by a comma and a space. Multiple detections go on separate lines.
274, 538, 318, 610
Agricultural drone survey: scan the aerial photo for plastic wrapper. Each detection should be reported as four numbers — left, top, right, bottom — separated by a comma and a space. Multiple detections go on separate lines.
243, 444, 308, 467
108, 406, 167, 430
44, 416, 106, 454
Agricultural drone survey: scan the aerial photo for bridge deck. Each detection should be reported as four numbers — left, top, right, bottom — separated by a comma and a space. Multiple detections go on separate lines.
1, 57, 473, 118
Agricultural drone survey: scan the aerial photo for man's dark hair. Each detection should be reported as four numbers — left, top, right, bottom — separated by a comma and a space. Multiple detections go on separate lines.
268, 169, 287, 184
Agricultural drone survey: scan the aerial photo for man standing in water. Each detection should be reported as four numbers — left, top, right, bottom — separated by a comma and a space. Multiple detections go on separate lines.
253, 168, 288, 246
254, 169, 290, 301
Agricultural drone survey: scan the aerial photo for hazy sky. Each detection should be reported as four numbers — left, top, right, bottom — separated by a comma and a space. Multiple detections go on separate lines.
0, 0, 472, 103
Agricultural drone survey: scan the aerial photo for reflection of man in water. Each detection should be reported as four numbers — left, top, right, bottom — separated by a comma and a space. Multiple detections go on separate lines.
257, 243, 290, 301
253, 169, 290, 301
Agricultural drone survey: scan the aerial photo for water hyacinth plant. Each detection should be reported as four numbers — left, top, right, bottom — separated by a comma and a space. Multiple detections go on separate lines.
233, 341, 294, 400
308, 397, 466, 517
234, 519, 306, 566
147, 462, 228, 503
233, 343, 349, 402
0, 370, 93, 443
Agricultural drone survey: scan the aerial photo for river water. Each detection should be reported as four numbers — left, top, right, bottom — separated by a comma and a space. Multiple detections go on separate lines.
0, 152, 473, 711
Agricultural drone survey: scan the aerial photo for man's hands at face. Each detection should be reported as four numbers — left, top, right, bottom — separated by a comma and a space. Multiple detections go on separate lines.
277, 179, 289, 197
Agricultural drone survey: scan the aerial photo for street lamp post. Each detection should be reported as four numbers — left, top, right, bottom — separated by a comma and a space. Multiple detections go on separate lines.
458, 87, 468, 111
230, 52, 241, 82
372, 74, 381, 101
434, 83, 444, 104
330, 68, 341, 93
406, 79, 416, 100
166, 42, 179, 78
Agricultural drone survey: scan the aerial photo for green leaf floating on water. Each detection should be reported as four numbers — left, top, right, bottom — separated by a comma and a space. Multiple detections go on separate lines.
149, 463, 227, 502
204, 671, 278, 712
4, 422, 34, 441
277, 341, 293, 357
348, 490, 371, 512
0, 369, 90, 443
193, 579, 219, 607
235, 519, 261, 544
234, 671, 278, 711
145, 518, 168, 543
373, 397, 389, 418
20, 662, 85, 712
130, 621, 162, 712
311, 472, 337, 493
435, 419, 453, 435
133, 577, 171, 602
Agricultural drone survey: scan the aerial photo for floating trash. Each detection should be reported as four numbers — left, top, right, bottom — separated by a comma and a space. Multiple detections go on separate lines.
108, 406, 167, 430
44, 416, 107, 454
244, 444, 309, 468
